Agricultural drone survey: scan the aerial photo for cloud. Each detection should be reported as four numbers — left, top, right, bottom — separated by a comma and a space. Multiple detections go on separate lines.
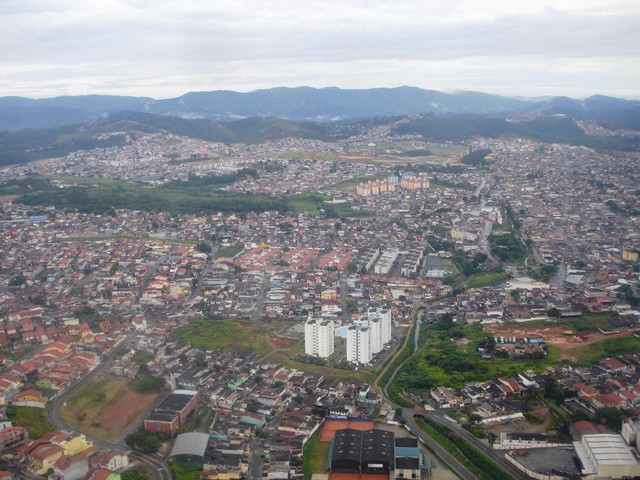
1, 0, 639, 98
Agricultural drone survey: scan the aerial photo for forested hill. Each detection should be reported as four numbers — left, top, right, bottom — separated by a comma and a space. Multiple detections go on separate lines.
1, 108, 639, 168
0, 112, 347, 167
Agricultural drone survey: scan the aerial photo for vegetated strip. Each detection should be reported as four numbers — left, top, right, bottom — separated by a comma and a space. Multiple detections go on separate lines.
377, 318, 417, 408
302, 426, 329, 480
417, 416, 516, 480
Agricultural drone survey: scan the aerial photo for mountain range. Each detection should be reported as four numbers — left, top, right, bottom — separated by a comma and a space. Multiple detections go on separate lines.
1, 86, 640, 132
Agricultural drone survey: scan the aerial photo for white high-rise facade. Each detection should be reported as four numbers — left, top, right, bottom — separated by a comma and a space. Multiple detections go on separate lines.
368, 307, 392, 347
346, 307, 393, 364
346, 324, 371, 364
304, 317, 335, 358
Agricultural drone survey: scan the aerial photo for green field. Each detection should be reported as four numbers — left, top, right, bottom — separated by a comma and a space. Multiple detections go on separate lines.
7, 406, 54, 439
277, 151, 344, 162
462, 272, 508, 289
60, 374, 158, 440
417, 417, 515, 480
392, 323, 555, 391
174, 319, 271, 355
216, 244, 244, 258
524, 312, 618, 333
168, 461, 202, 480
303, 425, 329, 480
563, 334, 640, 364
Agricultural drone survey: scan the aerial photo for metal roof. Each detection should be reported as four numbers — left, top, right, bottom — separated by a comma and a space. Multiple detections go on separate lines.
170, 432, 209, 459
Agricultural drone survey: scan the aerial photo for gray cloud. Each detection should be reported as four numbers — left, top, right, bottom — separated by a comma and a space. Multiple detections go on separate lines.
0, 0, 638, 98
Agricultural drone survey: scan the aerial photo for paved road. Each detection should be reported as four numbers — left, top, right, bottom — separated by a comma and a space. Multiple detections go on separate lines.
418, 409, 530, 480
402, 410, 477, 480
248, 439, 264, 480
251, 271, 270, 322
376, 301, 530, 480
47, 333, 172, 480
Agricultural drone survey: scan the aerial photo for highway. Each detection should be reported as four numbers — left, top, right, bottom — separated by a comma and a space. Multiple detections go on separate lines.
376, 302, 530, 480
407, 408, 530, 480
46, 333, 173, 480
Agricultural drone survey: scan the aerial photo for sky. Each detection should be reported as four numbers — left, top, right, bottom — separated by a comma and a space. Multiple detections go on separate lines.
1, 0, 639, 99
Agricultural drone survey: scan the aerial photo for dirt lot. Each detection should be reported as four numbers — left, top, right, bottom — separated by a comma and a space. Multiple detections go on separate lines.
99, 388, 158, 434
61, 374, 159, 440
482, 324, 636, 360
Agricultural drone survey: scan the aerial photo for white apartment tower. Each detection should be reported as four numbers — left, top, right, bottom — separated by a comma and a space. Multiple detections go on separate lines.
346, 324, 372, 364
367, 307, 392, 347
304, 317, 335, 358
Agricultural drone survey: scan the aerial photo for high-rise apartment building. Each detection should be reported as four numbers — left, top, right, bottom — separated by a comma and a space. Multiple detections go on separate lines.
305, 317, 335, 358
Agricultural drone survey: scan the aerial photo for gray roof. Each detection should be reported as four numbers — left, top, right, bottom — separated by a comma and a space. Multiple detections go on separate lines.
170, 432, 210, 459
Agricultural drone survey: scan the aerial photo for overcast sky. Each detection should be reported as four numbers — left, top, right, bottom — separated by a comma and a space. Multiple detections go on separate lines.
1, 0, 639, 99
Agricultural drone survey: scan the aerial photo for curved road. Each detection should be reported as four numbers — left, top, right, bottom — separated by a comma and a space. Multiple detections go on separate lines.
47, 334, 172, 480
408, 409, 530, 480
376, 303, 530, 480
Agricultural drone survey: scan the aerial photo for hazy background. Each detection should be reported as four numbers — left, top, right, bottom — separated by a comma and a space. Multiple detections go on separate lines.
1, 0, 638, 99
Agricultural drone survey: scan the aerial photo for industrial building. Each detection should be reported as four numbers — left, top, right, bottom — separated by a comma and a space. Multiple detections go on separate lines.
574, 433, 640, 479
169, 432, 210, 466
330, 428, 395, 475
144, 389, 200, 435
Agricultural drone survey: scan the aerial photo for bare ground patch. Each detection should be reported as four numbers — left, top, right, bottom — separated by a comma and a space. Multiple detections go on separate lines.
60, 374, 159, 440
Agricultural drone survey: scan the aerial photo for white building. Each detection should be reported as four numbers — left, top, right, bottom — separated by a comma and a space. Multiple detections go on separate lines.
374, 249, 399, 275
347, 308, 393, 364
304, 318, 335, 358
574, 433, 640, 479
367, 307, 392, 347
346, 324, 371, 364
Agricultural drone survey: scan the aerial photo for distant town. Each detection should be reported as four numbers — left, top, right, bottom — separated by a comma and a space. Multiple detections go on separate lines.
0, 117, 638, 480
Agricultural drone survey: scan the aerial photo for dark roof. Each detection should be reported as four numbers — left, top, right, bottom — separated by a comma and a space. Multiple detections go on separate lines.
156, 390, 197, 413
396, 457, 420, 469
508, 432, 547, 442
395, 437, 418, 448
361, 430, 394, 464
146, 412, 178, 423
332, 429, 362, 462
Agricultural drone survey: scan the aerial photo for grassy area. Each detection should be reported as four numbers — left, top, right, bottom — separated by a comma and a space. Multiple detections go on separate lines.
563, 334, 640, 364
122, 465, 154, 480
277, 151, 343, 162
417, 417, 515, 480
168, 461, 202, 480
6, 346, 34, 361
377, 323, 417, 408
280, 355, 375, 384
303, 424, 330, 480
174, 319, 270, 355
392, 323, 556, 390
287, 192, 366, 218
7, 406, 54, 439
462, 272, 508, 289
216, 244, 244, 258
523, 312, 618, 333
60, 374, 156, 440
288, 192, 331, 216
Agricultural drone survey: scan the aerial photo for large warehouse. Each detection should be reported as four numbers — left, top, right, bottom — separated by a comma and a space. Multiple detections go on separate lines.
574, 433, 640, 479
330, 428, 395, 475
169, 432, 210, 467
144, 389, 200, 435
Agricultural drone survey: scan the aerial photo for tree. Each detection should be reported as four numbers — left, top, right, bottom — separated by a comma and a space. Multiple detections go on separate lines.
436, 314, 454, 331
547, 307, 561, 318
125, 430, 162, 453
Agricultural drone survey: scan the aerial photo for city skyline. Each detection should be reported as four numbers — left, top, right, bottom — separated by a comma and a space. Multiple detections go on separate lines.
1, 0, 639, 100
